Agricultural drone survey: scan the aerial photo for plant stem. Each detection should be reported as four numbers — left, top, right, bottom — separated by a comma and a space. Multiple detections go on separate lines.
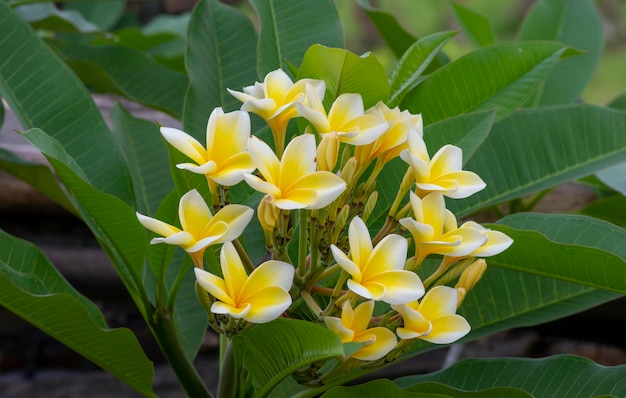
217, 339, 236, 398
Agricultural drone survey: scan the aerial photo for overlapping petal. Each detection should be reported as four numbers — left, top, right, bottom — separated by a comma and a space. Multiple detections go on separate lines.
244, 134, 346, 210
459, 221, 514, 257
392, 285, 470, 344
331, 217, 423, 304
161, 108, 255, 186
324, 301, 397, 361
194, 242, 294, 324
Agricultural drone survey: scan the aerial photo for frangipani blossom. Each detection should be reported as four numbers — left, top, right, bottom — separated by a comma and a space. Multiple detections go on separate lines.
195, 241, 294, 323
400, 130, 485, 199
136, 189, 253, 267
324, 301, 397, 361
228, 69, 325, 155
392, 285, 470, 344
296, 87, 388, 146
161, 108, 255, 186
244, 134, 346, 210
458, 221, 514, 258
399, 192, 486, 263
330, 216, 424, 305
355, 102, 422, 167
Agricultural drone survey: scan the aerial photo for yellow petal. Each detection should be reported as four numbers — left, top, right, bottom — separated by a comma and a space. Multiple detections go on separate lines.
179, 190, 213, 239
331, 245, 362, 281
392, 304, 432, 340
210, 204, 254, 243
351, 300, 375, 333
211, 301, 251, 319
242, 98, 278, 120
264, 68, 294, 102
328, 93, 364, 128
368, 270, 424, 305
220, 241, 248, 302
286, 172, 346, 209
177, 160, 218, 175
136, 212, 180, 237
351, 327, 397, 361
362, 234, 407, 276
279, 134, 317, 188
437, 171, 486, 199
152, 231, 195, 248
347, 279, 381, 300
211, 152, 256, 186
418, 286, 459, 320
240, 259, 294, 302
348, 216, 373, 269
430, 145, 463, 177
324, 316, 355, 343
243, 173, 282, 197
161, 127, 206, 165
421, 192, 447, 235
239, 286, 292, 323
422, 314, 470, 344
248, 136, 280, 184
208, 109, 250, 165
194, 267, 236, 307
340, 300, 355, 329
275, 189, 318, 210
339, 114, 388, 146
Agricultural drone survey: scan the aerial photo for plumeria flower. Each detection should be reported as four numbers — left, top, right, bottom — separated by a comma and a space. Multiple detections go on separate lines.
355, 102, 422, 167
324, 301, 397, 361
296, 87, 388, 146
400, 129, 485, 199
392, 285, 470, 344
136, 189, 253, 267
399, 192, 487, 264
194, 241, 294, 324
228, 69, 325, 155
458, 221, 514, 257
330, 216, 424, 305
244, 134, 346, 210
161, 108, 255, 186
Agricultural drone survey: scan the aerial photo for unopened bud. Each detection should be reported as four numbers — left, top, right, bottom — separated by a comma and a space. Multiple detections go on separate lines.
340, 157, 357, 183
317, 132, 339, 172
456, 287, 467, 308
361, 191, 378, 222
258, 194, 280, 232
332, 205, 350, 243
455, 259, 487, 293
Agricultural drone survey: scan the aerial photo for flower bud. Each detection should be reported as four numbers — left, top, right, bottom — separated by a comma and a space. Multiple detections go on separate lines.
317, 132, 339, 171
361, 191, 378, 223
339, 157, 357, 183
258, 194, 280, 232
455, 259, 487, 294
456, 287, 467, 308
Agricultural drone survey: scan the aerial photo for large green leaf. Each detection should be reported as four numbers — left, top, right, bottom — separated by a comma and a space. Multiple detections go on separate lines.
388, 31, 457, 107
396, 355, 626, 397
0, 229, 155, 397
579, 195, 626, 227
15, 3, 100, 33
182, 0, 258, 139
249, 0, 343, 77
451, 2, 495, 48
110, 104, 173, 215
401, 42, 577, 125
297, 45, 389, 109
64, 0, 125, 31
355, 0, 416, 59
20, 128, 150, 316
0, 148, 78, 215
596, 162, 626, 196
450, 105, 626, 217
49, 39, 188, 118
234, 318, 347, 398
0, 3, 133, 203
488, 215, 626, 294
519, 0, 603, 105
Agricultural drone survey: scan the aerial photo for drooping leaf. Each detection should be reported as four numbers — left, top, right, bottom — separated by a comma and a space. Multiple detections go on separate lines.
48, 39, 188, 118
0, 3, 133, 203
249, 0, 343, 77
396, 355, 626, 397
450, 105, 626, 217
15, 3, 100, 33
0, 147, 78, 215
451, 2, 495, 48
183, 0, 258, 139
110, 104, 173, 215
401, 42, 579, 125
355, 0, 416, 58
233, 318, 346, 397
0, 230, 155, 397
64, 0, 125, 30
297, 45, 389, 109
487, 214, 626, 294
388, 31, 457, 107
519, 0, 603, 105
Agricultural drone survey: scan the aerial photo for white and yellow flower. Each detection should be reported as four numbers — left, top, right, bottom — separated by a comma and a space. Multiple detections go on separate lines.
330, 216, 424, 305
325, 301, 397, 361
296, 87, 388, 146
400, 130, 485, 199
195, 241, 294, 324
458, 221, 514, 257
244, 134, 346, 210
161, 108, 255, 186
136, 189, 253, 267
392, 285, 470, 344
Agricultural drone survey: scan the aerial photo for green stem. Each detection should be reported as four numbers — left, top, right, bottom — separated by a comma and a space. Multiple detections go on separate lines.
297, 209, 309, 278
217, 339, 237, 398
165, 259, 193, 312
233, 238, 255, 273
150, 312, 212, 398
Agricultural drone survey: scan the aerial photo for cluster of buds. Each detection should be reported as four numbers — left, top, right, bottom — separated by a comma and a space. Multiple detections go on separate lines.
136, 68, 512, 372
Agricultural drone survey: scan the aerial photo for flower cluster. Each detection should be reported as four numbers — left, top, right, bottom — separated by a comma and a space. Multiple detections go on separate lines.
137, 68, 512, 370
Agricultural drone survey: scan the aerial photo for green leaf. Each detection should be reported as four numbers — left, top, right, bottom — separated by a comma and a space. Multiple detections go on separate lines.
596, 162, 626, 196
183, 0, 258, 139
48, 39, 188, 118
15, 3, 100, 33
407, 383, 532, 398
0, 148, 78, 215
396, 355, 626, 397
519, 0, 603, 105
322, 379, 445, 398
234, 318, 346, 398
250, 0, 343, 77
451, 2, 495, 48
297, 45, 390, 109
0, 229, 155, 397
20, 128, 150, 317
488, 214, 626, 294
110, 104, 173, 215
401, 42, 578, 125
64, 0, 125, 31
0, 3, 134, 204
388, 31, 457, 107
608, 92, 626, 110
450, 105, 626, 217
579, 195, 626, 227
